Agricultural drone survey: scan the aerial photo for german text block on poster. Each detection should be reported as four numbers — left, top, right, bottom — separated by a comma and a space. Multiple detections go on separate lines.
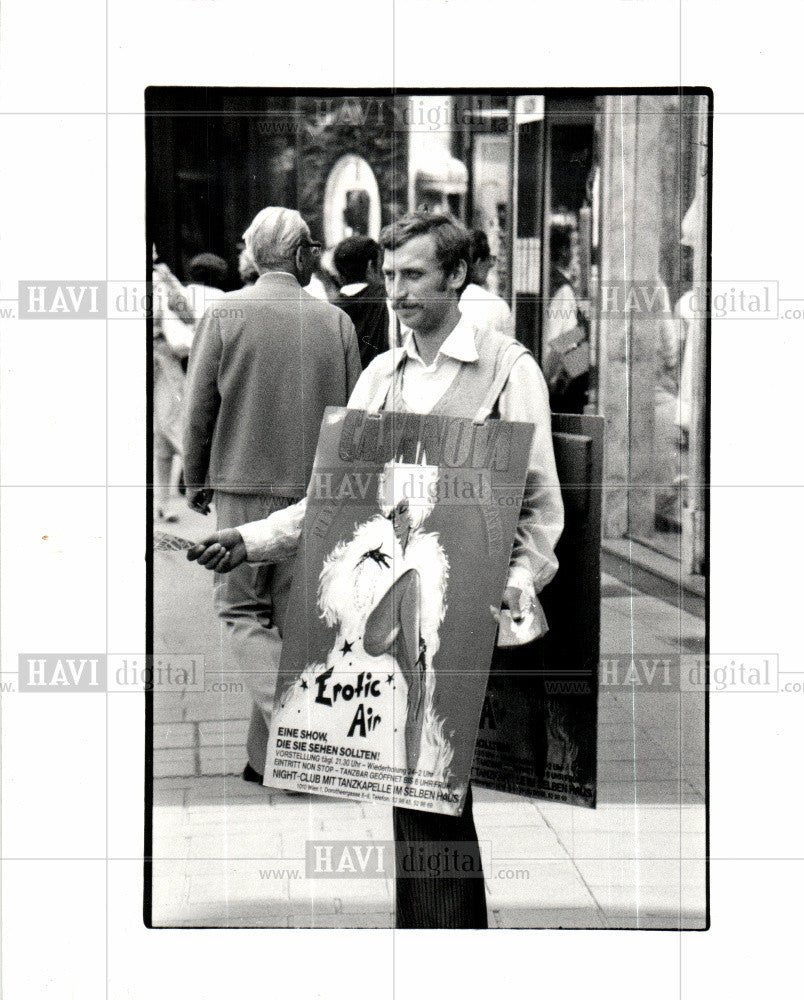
263, 407, 533, 816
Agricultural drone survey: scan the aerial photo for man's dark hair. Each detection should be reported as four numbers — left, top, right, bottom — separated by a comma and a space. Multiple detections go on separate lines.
188, 253, 229, 288
333, 235, 380, 285
470, 229, 492, 265
549, 225, 575, 270
380, 212, 471, 279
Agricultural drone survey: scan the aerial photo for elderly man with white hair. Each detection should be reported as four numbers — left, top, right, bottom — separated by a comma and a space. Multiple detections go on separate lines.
183, 206, 362, 780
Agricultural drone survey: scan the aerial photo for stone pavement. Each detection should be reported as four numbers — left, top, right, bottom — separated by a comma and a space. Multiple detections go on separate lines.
152, 507, 706, 929
151, 688, 706, 929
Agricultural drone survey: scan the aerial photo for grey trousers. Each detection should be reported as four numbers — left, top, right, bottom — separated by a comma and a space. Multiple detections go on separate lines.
214, 491, 295, 773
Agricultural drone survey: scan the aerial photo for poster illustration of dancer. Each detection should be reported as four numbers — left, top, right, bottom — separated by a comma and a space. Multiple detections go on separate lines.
263, 406, 533, 816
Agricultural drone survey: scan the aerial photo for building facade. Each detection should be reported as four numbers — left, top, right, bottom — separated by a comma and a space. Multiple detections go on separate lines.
147, 88, 708, 578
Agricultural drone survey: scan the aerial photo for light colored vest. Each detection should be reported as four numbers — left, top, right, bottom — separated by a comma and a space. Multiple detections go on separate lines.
368, 327, 531, 424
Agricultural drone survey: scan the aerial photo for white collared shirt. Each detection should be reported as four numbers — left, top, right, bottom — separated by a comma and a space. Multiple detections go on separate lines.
385, 313, 480, 413
459, 283, 514, 339
339, 282, 368, 297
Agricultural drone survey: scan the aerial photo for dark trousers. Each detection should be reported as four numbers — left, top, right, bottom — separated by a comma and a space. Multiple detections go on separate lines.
392, 784, 488, 929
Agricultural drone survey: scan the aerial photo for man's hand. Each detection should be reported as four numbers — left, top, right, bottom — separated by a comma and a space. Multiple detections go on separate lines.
187, 529, 246, 573
502, 586, 527, 624
188, 488, 213, 515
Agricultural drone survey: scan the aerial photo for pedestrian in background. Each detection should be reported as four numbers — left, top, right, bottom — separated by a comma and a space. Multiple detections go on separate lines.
333, 235, 390, 367
542, 223, 590, 414
183, 207, 362, 781
237, 244, 259, 286
459, 228, 514, 338
152, 252, 227, 521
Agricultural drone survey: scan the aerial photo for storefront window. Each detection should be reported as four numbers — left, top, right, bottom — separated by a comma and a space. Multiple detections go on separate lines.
594, 93, 708, 573
539, 106, 596, 415
451, 95, 513, 302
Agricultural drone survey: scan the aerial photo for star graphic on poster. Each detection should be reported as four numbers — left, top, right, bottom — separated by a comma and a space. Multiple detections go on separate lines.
340, 640, 353, 655
300, 679, 308, 690
386, 675, 394, 685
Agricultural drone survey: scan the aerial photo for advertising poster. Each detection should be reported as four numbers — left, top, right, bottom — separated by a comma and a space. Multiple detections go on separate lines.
263, 406, 533, 816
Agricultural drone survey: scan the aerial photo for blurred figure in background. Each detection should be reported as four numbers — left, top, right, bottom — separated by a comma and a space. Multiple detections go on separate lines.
152, 254, 192, 523
185, 252, 229, 321
676, 243, 696, 447
653, 295, 684, 532
157, 252, 229, 361
152, 251, 228, 521
654, 245, 695, 533
313, 250, 343, 301
304, 268, 330, 301
333, 235, 389, 367
303, 249, 341, 301
237, 244, 259, 286
542, 224, 589, 414
459, 229, 514, 338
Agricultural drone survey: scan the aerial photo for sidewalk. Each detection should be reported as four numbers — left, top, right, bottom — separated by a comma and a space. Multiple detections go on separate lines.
152, 509, 706, 929
151, 687, 705, 929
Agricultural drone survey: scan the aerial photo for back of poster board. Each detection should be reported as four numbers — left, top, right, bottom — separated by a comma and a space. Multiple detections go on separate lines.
472, 413, 604, 808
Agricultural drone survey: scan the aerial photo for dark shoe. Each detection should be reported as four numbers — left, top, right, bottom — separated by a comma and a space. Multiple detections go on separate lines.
242, 762, 264, 784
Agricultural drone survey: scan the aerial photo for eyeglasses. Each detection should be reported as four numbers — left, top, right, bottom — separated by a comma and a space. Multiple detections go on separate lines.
297, 239, 322, 257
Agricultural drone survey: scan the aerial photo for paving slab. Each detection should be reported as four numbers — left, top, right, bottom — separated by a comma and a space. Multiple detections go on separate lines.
492, 906, 606, 929
154, 747, 198, 778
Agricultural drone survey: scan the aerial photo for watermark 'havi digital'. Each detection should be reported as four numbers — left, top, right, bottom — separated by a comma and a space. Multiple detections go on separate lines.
19, 282, 106, 318
19, 654, 105, 691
